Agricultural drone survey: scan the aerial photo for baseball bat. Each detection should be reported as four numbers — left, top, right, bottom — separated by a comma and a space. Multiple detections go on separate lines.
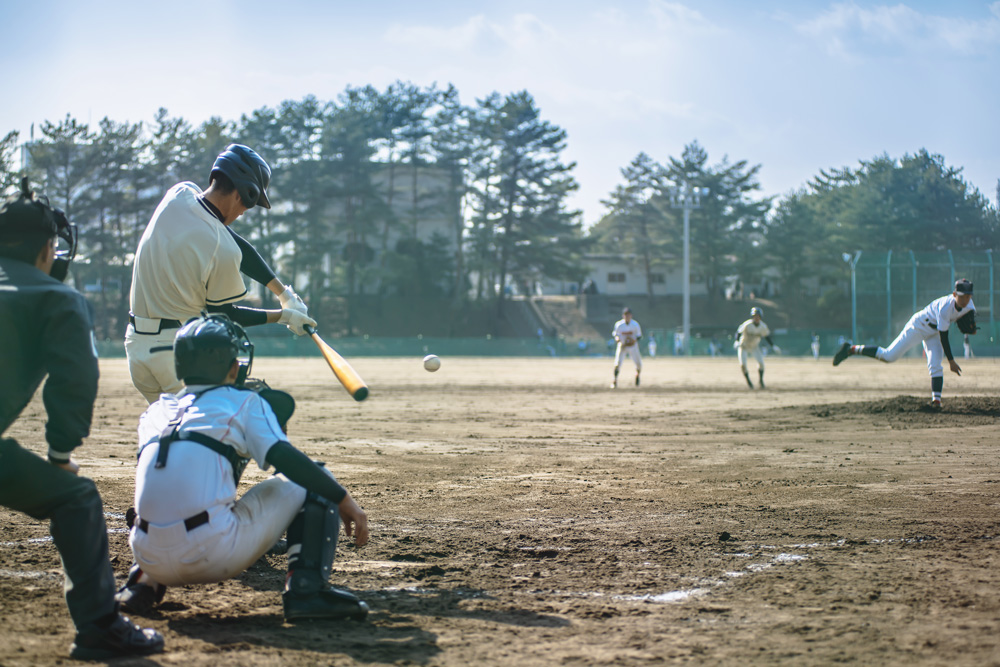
303, 324, 369, 401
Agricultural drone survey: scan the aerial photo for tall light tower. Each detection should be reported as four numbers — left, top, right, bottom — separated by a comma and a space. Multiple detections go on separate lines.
668, 182, 709, 355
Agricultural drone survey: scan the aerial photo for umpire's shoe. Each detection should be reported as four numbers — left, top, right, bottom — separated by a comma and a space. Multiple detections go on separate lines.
69, 613, 164, 661
283, 586, 370, 622
832, 342, 851, 366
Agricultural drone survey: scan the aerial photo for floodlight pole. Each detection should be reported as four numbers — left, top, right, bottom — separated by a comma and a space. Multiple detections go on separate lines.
669, 182, 708, 355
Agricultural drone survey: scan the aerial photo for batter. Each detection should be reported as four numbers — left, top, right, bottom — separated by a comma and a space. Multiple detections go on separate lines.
126, 144, 315, 402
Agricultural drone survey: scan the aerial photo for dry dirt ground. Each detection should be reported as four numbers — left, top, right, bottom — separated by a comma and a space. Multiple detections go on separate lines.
2, 355, 1000, 666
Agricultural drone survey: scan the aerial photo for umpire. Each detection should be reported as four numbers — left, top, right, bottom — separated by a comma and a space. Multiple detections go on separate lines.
0, 179, 164, 660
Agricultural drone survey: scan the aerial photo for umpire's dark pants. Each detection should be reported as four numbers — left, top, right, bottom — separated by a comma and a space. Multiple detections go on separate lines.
0, 438, 117, 629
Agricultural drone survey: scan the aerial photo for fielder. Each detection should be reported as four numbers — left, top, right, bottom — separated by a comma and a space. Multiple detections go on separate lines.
611, 307, 642, 388
735, 307, 779, 389
833, 279, 977, 407
127, 144, 316, 403
0, 180, 163, 660
116, 313, 370, 622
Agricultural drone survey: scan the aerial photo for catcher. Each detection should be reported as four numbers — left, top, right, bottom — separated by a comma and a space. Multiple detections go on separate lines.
115, 313, 370, 622
833, 279, 977, 407
611, 307, 643, 388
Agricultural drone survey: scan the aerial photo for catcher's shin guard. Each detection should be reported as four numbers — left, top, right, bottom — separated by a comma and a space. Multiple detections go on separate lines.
286, 492, 340, 594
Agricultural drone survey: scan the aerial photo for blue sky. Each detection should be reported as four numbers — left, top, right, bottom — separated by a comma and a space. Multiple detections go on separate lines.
2, 1, 997, 226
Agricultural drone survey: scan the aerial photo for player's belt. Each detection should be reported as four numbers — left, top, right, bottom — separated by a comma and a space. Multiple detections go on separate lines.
129, 313, 182, 335
136, 510, 209, 534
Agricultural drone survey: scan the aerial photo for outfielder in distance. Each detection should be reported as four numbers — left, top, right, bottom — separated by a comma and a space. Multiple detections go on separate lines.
116, 313, 370, 622
0, 181, 163, 660
735, 307, 779, 389
611, 307, 642, 388
833, 279, 977, 407
126, 144, 316, 403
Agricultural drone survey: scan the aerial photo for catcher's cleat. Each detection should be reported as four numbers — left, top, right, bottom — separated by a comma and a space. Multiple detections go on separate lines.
283, 587, 370, 622
115, 564, 166, 615
69, 614, 164, 661
832, 342, 851, 366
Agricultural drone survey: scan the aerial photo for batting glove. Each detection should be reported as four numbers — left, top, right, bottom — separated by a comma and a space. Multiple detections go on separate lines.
279, 308, 317, 336
278, 286, 308, 315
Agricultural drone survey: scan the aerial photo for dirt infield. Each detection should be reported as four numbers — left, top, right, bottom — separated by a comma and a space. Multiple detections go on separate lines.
2, 356, 999, 666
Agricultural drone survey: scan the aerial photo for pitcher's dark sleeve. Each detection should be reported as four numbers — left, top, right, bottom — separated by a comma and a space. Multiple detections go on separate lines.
41, 290, 99, 461
939, 329, 955, 361
227, 227, 277, 286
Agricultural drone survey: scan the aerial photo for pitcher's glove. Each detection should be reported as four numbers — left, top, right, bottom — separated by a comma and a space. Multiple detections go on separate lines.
956, 310, 977, 335
622, 335, 636, 348
243, 378, 296, 433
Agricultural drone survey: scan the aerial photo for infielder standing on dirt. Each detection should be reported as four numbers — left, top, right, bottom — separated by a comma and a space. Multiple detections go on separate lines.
116, 313, 370, 622
833, 279, 977, 407
0, 180, 164, 660
736, 307, 778, 389
127, 144, 316, 403
611, 307, 642, 388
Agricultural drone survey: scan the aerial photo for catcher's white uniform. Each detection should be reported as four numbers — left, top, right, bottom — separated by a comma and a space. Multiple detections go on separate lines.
875, 294, 975, 376
736, 317, 771, 371
126, 183, 247, 402
129, 386, 305, 586
612, 318, 643, 371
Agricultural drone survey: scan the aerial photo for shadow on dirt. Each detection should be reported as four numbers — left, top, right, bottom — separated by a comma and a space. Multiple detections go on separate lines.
165, 587, 568, 664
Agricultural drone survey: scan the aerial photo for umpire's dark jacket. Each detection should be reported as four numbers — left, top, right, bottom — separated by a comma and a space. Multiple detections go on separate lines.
0, 256, 98, 460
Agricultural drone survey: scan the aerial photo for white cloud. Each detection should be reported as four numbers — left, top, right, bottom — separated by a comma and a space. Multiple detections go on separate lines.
797, 1, 1000, 59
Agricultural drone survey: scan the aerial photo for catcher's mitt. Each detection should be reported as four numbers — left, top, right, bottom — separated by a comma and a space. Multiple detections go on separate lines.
956, 309, 977, 335
243, 377, 296, 433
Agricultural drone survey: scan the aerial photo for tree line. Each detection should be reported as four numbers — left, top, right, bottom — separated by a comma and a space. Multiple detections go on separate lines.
1, 81, 997, 338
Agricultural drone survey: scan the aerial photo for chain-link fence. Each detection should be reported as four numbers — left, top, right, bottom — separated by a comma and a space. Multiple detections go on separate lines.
846, 250, 996, 353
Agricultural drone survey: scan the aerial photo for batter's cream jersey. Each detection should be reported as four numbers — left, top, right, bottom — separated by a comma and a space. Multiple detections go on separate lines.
613, 319, 642, 343
736, 319, 770, 350
129, 182, 247, 323
916, 294, 976, 332
134, 385, 287, 524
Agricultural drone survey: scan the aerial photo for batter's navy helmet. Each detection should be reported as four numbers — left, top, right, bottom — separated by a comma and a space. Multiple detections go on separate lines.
0, 177, 78, 281
211, 144, 272, 210
750, 307, 763, 317
174, 313, 254, 386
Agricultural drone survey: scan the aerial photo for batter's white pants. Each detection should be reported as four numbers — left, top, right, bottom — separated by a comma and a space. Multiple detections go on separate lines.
876, 315, 944, 377
129, 476, 307, 587
124, 324, 183, 403
738, 346, 765, 371
614, 344, 642, 371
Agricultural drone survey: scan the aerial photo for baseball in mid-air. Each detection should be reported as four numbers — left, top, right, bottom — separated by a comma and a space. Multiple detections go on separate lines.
423, 354, 441, 372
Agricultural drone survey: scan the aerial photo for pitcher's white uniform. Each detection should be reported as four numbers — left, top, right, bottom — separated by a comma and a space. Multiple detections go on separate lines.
126, 184, 247, 402
875, 294, 975, 375
613, 318, 643, 371
736, 317, 770, 371
130, 385, 306, 586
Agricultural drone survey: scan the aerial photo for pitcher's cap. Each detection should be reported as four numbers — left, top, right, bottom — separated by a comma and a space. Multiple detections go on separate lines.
955, 279, 973, 295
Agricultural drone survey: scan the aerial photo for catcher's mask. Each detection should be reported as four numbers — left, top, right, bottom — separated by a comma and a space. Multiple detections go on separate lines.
210, 144, 272, 210
174, 313, 254, 386
0, 177, 78, 281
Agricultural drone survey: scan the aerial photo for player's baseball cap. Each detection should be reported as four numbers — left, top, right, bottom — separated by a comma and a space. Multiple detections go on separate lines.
622, 307, 631, 314
954, 279, 973, 295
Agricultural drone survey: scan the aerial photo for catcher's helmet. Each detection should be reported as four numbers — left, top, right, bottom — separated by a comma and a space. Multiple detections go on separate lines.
750, 307, 763, 317
0, 178, 78, 281
174, 313, 254, 386
210, 144, 272, 210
